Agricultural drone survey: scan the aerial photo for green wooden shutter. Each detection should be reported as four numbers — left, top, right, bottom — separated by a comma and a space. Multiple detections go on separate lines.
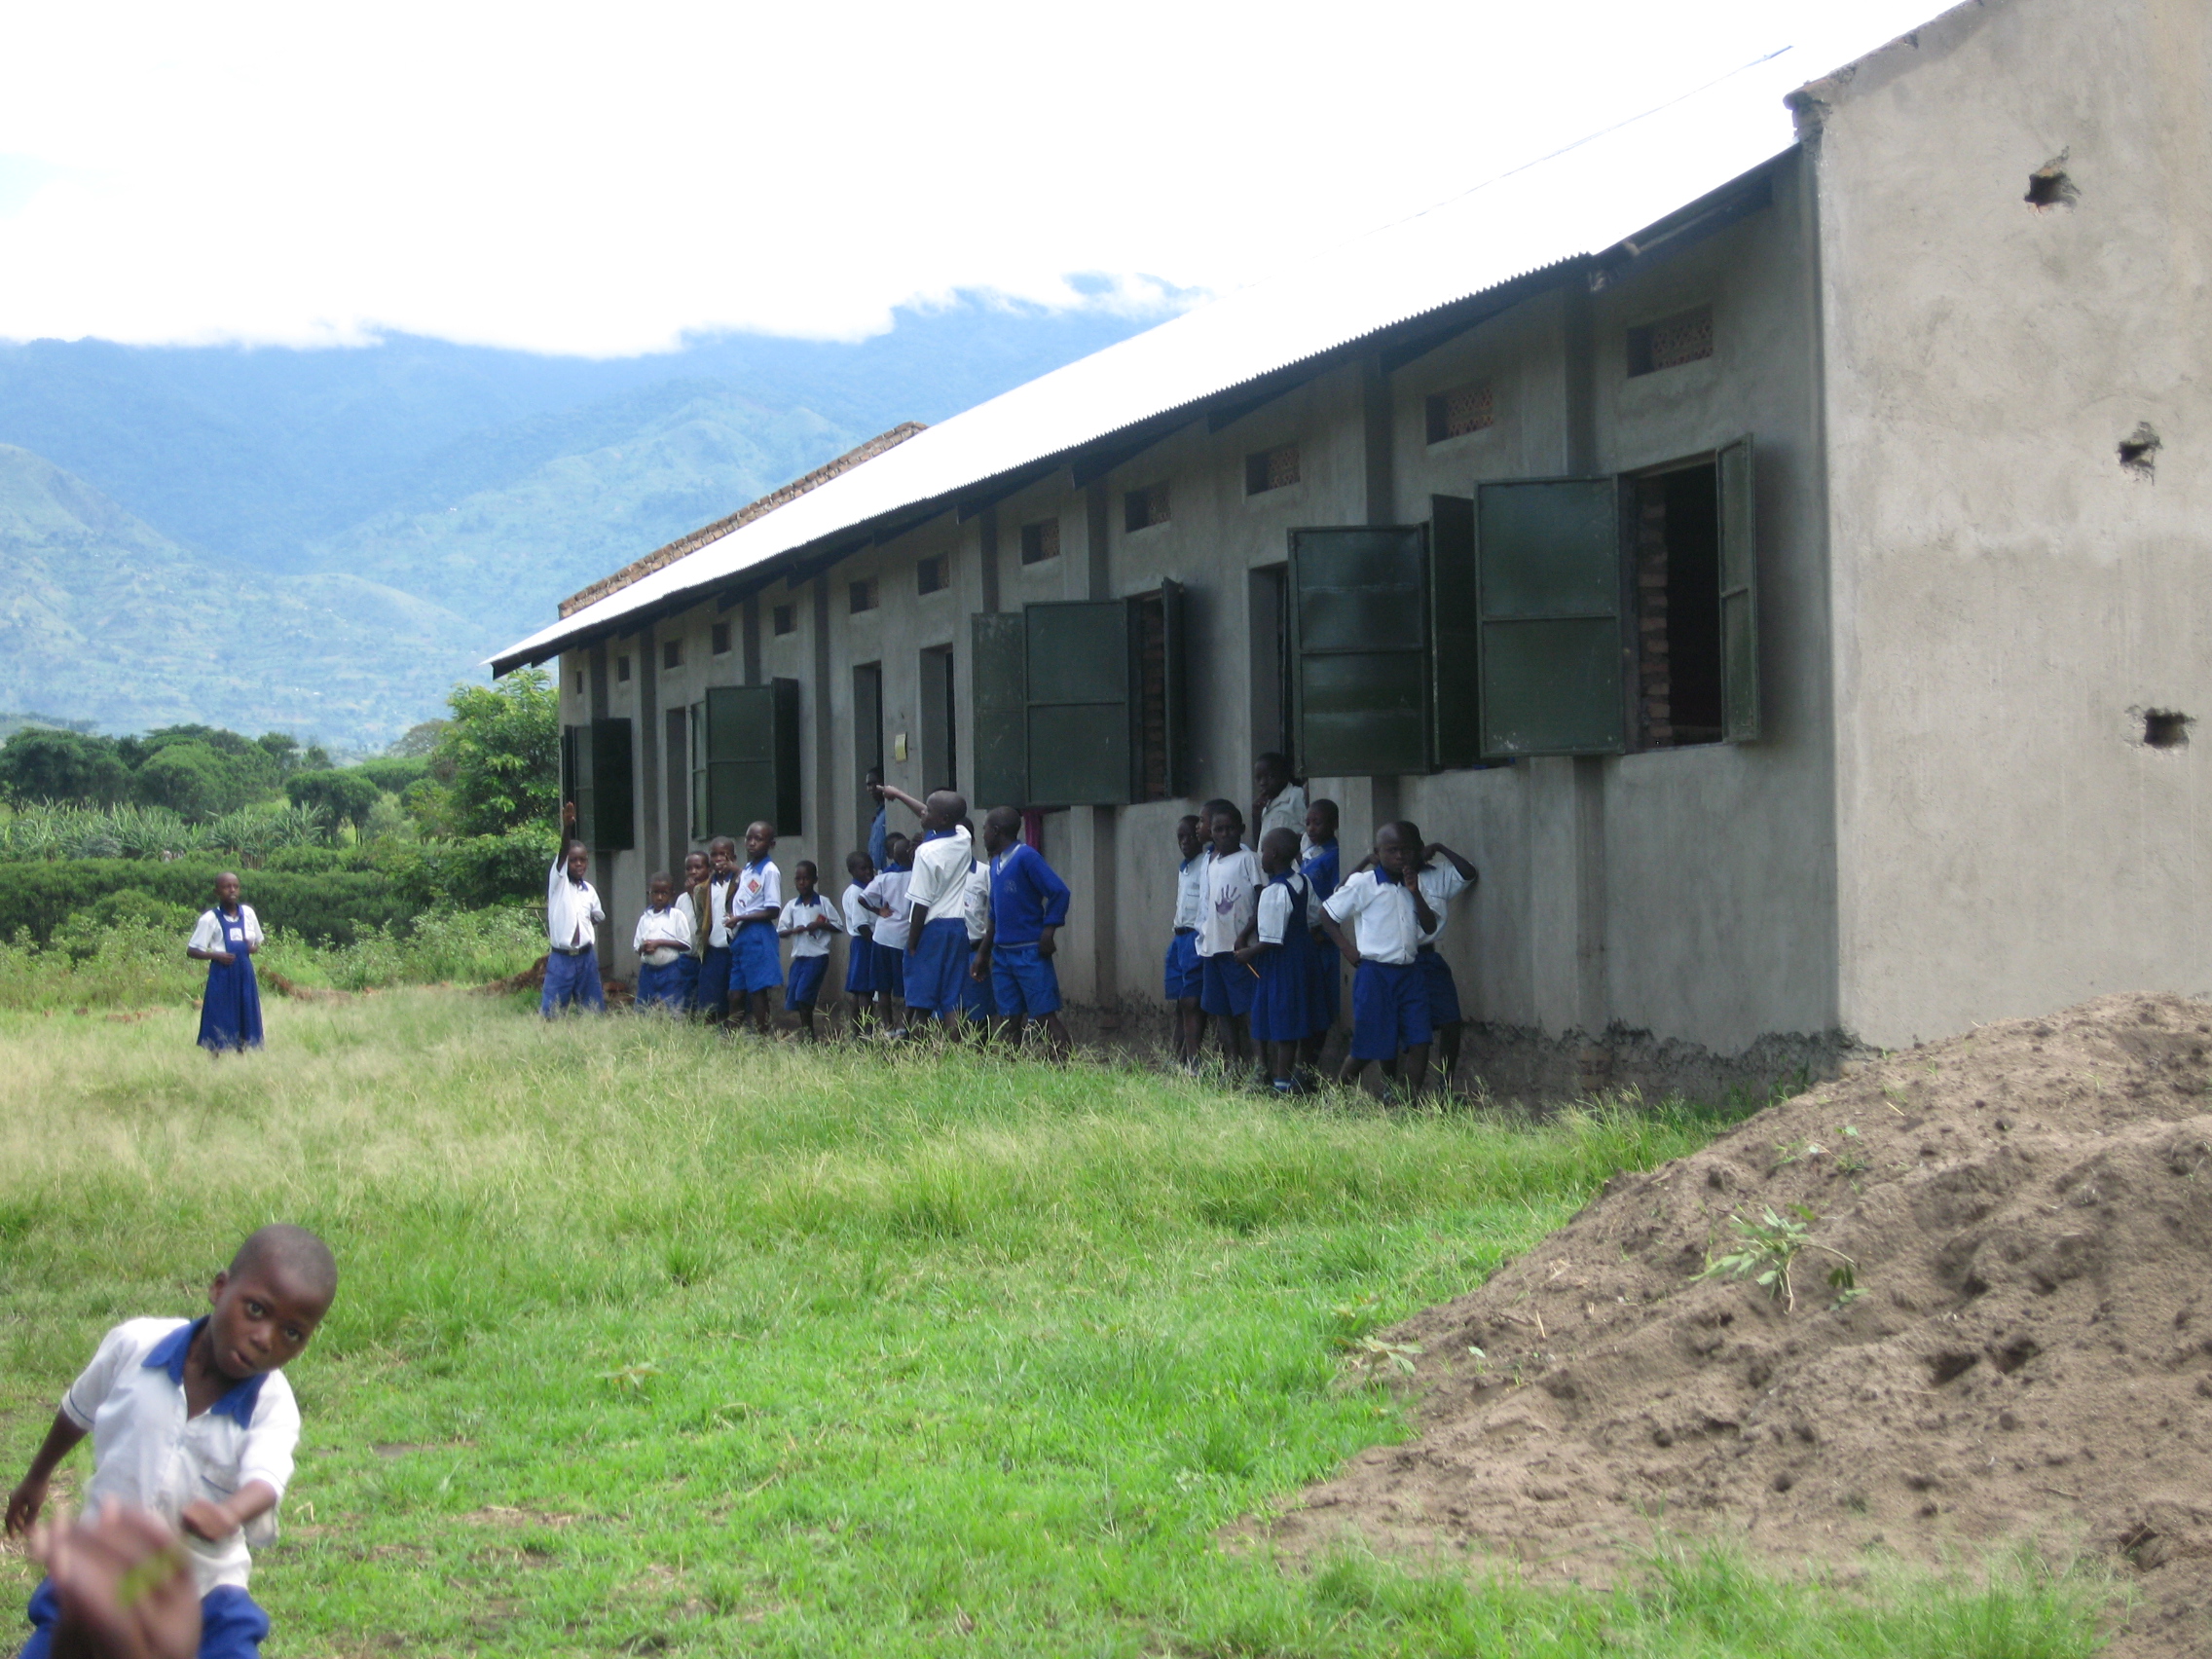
770, 678, 803, 834
1475, 479, 1626, 757
692, 685, 781, 841
1288, 526, 1429, 778
1025, 600, 1133, 806
1717, 436, 1759, 743
970, 612, 1027, 812
688, 699, 706, 841
560, 725, 587, 842
588, 719, 635, 850
1428, 497, 1480, 769
1160, 579, 1189, 797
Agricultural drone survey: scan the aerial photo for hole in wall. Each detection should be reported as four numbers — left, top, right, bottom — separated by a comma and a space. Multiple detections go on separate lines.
2025, 153, 2078, 209
2143, 710, 2193, 750
2119, 423, 2161, 478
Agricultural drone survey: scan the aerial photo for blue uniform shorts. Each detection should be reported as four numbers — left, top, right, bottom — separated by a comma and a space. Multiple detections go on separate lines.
635, 957, 691, 1012
732, 921, 782, 995
845, 933, 878, 995
904, 917, 970, 1016
697, 943, 733, 1017
1163, 930, 1201, 1001
960, 940, 997, 1018
541, 946, 605, 1016
1350, 959, 1432, 1061
1198, 951, 1256, 1019
990, 941, 1061, 1018
1417, 947, 1463, 1027
785, 953, 829, 1010
872, 939, 906, 999
23, 1579, 268, 1659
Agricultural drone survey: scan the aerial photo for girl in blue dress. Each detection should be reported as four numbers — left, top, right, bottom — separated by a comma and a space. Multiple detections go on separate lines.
187, 871, 264, 1054
1235, 828, 1320, 1094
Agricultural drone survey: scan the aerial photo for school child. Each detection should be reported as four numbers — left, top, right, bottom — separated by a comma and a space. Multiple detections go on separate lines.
4, 1224, 339, 1659
1251, 752, 1309, 854
696, 836, 741, 1022
860, 833, 914, 1036
725, 821, 784, 1037
959, 826, 998, 1037
542, 802, 606, 1016
776, 861, 843, 1041
676, 850, 711, 1009
889, 790, 975, 1031
1319, 822, 1440, 1099
1391, 819, 1480, 1090
1198, 802, 1261, 1067
976, 806, 1072, 1058
840, 850, 880, 1031
1164, 815, 1206, 1064
1235, 828, 1323, 1093
1299, 798, 1343, 1067
633, 873, 695, 1013
186, 872, 264, 1055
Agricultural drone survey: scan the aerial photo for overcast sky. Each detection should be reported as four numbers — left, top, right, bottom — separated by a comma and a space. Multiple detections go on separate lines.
0, 1, 1947, 358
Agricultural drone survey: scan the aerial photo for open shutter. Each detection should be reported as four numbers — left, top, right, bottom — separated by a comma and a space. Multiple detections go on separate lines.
970, 612, 1027, 812
1428, 496, 1481, 769
560, 724, 587, 841
1717, 436, 1758, 742
1288, 526, 1429, 778
691, 685, 782, 841
1160, 578, 1189, 796
1025, 600, 1133, 806
1475, 478, 1626, 757
588, 719, 635, 850
770, 679, 803, 833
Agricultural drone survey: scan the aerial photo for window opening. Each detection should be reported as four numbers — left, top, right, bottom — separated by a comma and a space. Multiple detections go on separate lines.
1627, 306, 1714, 377
919, 645, 957, 791
1124, 481, 1170, 533
711, 622, 731, 656
1019, 519, 1060, 565
1425, 383, 1493, 443
1244, 444, 1300, 496
1633, 462, 1724, 748
917, 555, 948, 595
616, 655, 631, 683
662, 640, 682, 671
850, 577, 878, 613
572, 671, 583, 694
1248, 565, 1289, 759
772, 603, 796, 636
663, 707, 687, 870
1136, 593, 1169, 801
853, 662, 884, 828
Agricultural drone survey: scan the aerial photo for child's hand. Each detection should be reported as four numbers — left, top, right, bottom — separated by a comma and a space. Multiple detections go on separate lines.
6, 1475, 48, 1535
1338, 942, 1361, 969
210, 952, 236, 968
30, 1500, 200, 1659
176, 1499, 236, 1543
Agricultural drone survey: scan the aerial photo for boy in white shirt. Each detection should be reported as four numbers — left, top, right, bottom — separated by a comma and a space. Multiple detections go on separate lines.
839, 850, 880, 1031
725, 821, 783, 1038
696, 836, 741, 1023
544, 802, 607, 1016
1197, 801, 1261, 1069
5, 1225, 338, 1659
859, 833, 914, 1036
776, 860, 843, 1041
1395, 818, 1480, 1091
883, 787, 975, 1031
633, 872, 695, 1013
1251, 752, 1309, 857
1320, 822, 1441, 1098
1165, 815, 1206, 1064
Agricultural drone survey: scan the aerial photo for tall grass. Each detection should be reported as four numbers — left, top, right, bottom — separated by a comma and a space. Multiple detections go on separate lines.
0, 800, 329, 861
0, 997, 2110, 1657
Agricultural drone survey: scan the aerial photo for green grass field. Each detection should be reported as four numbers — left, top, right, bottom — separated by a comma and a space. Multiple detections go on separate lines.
0, 994, 2109, 1656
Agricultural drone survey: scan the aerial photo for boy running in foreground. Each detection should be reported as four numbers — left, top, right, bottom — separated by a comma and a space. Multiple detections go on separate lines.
6, 1226, 339, 1659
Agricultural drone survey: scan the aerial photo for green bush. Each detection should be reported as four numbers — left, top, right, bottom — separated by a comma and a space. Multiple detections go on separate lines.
353, 756, 431, 793
0, 859, 417, 947
373, 830, 555, 910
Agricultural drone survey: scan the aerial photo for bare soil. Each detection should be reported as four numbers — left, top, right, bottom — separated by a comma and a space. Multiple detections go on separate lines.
1266, 993, 2212, 1658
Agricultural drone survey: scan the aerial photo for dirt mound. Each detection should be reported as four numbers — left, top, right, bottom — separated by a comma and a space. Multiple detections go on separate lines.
1269, 993, 2212, 1658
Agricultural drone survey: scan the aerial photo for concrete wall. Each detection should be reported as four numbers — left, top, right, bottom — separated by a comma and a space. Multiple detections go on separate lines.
1806, 0, 2212, 1046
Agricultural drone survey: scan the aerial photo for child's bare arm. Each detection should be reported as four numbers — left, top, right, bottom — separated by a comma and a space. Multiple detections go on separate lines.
878, 784, 927, 819
185, 946, 235, 966
178, 1480, 278, 1544
6, 1412, 89, 1535
1320, 912, 1359, 968
1425, 843, 1479, 882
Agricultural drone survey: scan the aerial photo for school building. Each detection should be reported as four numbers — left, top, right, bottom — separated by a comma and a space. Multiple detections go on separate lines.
493, 0, 2212, 1094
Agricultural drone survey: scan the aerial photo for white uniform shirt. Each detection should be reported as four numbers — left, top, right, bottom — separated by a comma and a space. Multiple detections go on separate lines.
1172, 856, 1204, 932
1254, 872, 1309, 945
962, 862, 992, 941
187, 906, 264, 955
633, 903, 692, 966
705, 873, 738, 948
841, 883, 877, 941
1198, 847, 1262, 958
728, 858, 782, 926
904, 827, 975, 921
1322, 868, 1427, 966
60, 1317, 301, 1595
1257, 784, 1309, 854
545, 856, 604, 950
1412, 863, 1473, 946
861, 866, 914, 950
777, 894, 843, 957
672, 890, 699, 951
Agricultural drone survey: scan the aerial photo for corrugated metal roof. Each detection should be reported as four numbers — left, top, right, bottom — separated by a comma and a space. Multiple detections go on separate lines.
493, 54, 1814, 674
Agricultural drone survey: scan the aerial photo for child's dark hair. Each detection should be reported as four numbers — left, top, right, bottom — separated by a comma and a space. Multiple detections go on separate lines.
1211, 801, 1245, 829
232, 1224, 338, 1306
1200, 797, 1235, 825
647, 870, 672, 889
1255, 751, 1295, 782
709, 834, 738, 856
983, 805, 1022, 838
794, 860, 818, 881
1309, 797, 1340, 829
846, 849, 874, 873
1260, 827, 1301, 865
564, 839, 588, 860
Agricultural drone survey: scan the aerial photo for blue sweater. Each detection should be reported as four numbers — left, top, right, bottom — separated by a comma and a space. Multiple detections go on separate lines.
987, 844, 1071, 945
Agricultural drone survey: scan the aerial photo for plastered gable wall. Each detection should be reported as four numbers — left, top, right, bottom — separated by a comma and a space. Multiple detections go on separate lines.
1812, 0, 2212, 1047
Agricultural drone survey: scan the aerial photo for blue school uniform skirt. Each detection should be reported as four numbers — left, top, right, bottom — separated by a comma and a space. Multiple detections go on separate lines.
903, 916, 969, 1016
1198, 951, 1256, 1019
635, 954, 691, 1011
1162, 929, 1201, 1001
1249, 883, 1320, 1046
697, 943, 733, 1016
1417, 946, 1463, 1027
541, 945, 605, 1015
1349, 959, 1431, 1061
960, 939, 997, 1019
197, 912, 264, 1052
24, 1578, 268, 1659
872, 938, 907, 999
786, 953, 829, 1010
732, 920, 782, 995
990, 940, 1061, 1017
845, 933, 879, 995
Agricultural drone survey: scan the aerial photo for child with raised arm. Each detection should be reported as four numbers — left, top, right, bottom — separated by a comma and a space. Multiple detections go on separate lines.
1319, 822, 1438, 1099
725, 821, 783, 1038
860, 833, 914, 1036
776, 860, 843, 1041
1250, 752, 1309, 854
1197, 802, 1261, 1070
186, 873, 263, 1056
5, 1225, 339, 1659
976, 806, 1072, 1058
888, 788, 974, 1033
840, 850, 880, 1032
543, 802, 606, 1016
633, 873, 695, 1013
1299, 798, 1343, 1070
1164, 815, 1206, 1066
1234, 827, 1321, 1094
695, 836, 741, 1023
1394, 819, 1479, 1091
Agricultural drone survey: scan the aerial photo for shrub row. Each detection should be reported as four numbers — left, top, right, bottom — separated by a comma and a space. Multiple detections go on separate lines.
0, 860, 416, 947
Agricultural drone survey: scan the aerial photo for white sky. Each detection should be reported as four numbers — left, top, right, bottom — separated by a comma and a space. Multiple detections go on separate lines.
0, 0, 1948, 358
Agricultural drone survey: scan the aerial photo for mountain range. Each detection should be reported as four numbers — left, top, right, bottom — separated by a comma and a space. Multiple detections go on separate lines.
0, 294, 1169, 747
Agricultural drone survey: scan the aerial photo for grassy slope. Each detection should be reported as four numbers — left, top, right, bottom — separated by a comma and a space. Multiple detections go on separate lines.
0, 996, 2106, 1657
